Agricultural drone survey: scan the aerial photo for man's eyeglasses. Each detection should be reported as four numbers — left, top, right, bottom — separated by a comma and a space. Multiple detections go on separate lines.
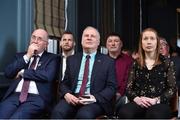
31, 35, 47, 42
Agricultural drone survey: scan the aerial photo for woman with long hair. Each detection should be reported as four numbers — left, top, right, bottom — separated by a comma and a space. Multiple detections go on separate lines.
117, 28, 176, 119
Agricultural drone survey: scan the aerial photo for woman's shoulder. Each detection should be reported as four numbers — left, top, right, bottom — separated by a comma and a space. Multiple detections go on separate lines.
132, 59, 140, 68
159, 55, 174, 69
160, 55, 171, 62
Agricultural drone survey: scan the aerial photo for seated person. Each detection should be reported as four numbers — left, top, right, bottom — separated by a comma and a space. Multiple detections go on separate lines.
0, 29, 60, 119
51, 26, 117, 119
117, 28, 176, 119
105, 32, 133, 114
59, 31, 75, 81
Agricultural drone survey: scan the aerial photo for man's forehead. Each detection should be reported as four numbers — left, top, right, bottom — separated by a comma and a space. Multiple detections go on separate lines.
108, 36, 120, 39
84, 28, 97, 34
63, 34, 73, 38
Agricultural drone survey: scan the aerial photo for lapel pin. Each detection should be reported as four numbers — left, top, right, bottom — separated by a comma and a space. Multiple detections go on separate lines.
97, 59, 101, 62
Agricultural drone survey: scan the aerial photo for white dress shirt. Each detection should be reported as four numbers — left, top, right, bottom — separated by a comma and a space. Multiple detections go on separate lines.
15, 52, 43, 94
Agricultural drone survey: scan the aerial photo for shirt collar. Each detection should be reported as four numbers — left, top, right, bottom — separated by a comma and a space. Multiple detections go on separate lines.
62, 50, 75, 57
36, 51, 44, 57
83, 51, 97, 58
116, 53, 123, 59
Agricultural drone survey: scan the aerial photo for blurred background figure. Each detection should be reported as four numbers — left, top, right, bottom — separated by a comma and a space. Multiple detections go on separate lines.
159, 37, 170, 57
159, 37, 180, 94
159, 36, 180, 118
122, 49, 132, 57
169, 37, 180, 57
131, 49, 139, 60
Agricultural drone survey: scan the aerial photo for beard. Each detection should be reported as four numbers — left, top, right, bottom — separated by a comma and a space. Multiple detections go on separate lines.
62, 46, 73, 52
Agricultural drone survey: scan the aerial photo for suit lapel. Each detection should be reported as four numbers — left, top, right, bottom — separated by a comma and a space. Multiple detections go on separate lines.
74, 53, 83, 80
72, 53, 83, 90
36, 51, 48, 69
91, 53, 102, 85
59, 54, 63, 80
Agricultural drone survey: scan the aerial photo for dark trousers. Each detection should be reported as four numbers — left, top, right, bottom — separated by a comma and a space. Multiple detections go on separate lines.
51, 99, 105, 119
117, 102, 171, 119
0, 93, 45, 119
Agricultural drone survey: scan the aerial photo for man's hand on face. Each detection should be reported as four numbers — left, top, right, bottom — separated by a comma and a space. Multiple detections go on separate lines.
26, 43, 39, 58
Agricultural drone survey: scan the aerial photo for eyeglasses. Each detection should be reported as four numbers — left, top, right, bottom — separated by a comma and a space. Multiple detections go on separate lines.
31, 35, 47, 42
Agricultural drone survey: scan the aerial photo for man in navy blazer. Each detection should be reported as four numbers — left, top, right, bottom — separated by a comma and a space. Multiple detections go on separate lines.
51, 26, 117, 119
0, 29, 60, 119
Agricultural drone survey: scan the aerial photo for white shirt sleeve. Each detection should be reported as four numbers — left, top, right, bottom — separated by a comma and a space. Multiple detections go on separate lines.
23, 54, 30, 63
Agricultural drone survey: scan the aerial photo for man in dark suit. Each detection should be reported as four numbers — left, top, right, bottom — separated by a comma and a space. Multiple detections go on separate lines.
54, 31, 76, 103
51, 26, 117, 119
0, 29, 60, 118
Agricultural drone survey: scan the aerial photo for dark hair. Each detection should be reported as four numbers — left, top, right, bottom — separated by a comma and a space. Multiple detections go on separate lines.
106, 32, 121, 42
61, 31, 75, 41
62, 31, 74, 36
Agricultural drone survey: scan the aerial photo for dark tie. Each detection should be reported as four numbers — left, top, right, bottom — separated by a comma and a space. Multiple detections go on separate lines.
19, 55, 39, 103
79, 55, 90, 96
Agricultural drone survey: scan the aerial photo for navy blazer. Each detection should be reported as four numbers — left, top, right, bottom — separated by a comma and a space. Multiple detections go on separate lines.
60, 52, 117, 114
3, 51, 60, 109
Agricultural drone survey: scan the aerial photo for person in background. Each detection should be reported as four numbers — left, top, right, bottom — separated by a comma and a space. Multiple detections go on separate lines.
171, 50, 180, 118
159, 36, 180, 93
131, 49, 139, 60
51, 26, 116, 119
122, 49, 132, 56
159, 37, 170, 57
169, 37, 180, 57
0, 29, 60, 119
171, 55, 180, 95
117, 28, 176, 119
59, 31, 75, 81
106, 33, 133, 115
159, 36, 179, 118
54, 31, 76, 104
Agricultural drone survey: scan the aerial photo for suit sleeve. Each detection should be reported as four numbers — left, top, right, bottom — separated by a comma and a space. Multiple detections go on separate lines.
23, 54, 60, 82
4, 53, 28, 79
59, 57, 74, 97
93, 58, 117, 103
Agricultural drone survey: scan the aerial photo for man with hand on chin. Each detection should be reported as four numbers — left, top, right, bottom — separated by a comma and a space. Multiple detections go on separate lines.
0, 29, 60, 119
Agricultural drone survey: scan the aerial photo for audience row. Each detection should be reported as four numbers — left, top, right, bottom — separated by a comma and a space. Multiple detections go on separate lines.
0, 26, 177, 119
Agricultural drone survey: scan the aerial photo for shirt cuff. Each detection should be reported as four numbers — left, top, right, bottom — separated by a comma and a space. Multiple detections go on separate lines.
156, 97, 161, 104
23, 54, 30, 63
19, 69, 24, 77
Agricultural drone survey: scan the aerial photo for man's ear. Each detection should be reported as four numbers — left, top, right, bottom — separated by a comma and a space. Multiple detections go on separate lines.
98, 40, 100, 46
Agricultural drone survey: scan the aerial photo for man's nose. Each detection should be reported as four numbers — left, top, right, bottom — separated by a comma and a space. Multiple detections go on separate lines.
111, 41, 115, 45
87, 36, 91, 39
33, 38, 39, 43
64, 41, 68, 43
